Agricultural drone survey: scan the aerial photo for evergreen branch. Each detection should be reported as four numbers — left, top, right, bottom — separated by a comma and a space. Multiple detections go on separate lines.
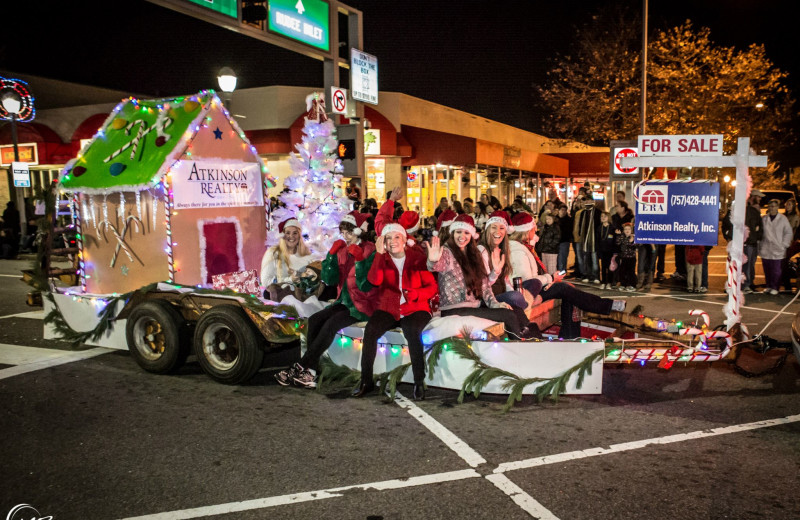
378, 362, 412, 401
317, 355, 361, 391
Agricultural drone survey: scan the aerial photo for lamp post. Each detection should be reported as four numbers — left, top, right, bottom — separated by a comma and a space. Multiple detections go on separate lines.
1, 90, 27, 239
723, 174, 731, 208
216, 67, 237, 110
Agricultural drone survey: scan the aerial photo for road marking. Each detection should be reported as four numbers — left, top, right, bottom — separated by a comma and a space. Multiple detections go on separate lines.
0, 346, 110, 380
118, 468, 482, 520
0, 310, 44, 320
485, 473, 559, 519
0, 274, 22, 278
609, 291, 796, 316
393, 391, 487, 467
495, 413, 800, 474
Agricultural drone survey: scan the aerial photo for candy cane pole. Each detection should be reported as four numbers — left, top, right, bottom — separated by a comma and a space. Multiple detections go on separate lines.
163, 176, 175, 282
73, 194, 86, 293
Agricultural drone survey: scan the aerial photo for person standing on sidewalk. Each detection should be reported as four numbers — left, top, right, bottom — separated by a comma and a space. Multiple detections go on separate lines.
759, 199, 793, 295
743, 190, 765, 293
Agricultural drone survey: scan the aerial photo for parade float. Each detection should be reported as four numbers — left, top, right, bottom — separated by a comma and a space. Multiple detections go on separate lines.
38, 100, 796, 406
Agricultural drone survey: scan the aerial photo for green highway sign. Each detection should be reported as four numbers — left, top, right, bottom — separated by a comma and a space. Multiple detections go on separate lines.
185, 0, 237, 18
268, 0, 330, 52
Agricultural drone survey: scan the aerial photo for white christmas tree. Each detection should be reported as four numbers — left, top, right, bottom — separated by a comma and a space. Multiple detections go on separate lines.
267, 92, 351, 255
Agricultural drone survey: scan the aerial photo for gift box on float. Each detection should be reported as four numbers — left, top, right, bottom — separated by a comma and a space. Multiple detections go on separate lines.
212, 269, 261, 295
59, 92, 276, 294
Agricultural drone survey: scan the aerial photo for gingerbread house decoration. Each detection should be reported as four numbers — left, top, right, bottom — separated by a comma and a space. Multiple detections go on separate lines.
59, 91, 275, 294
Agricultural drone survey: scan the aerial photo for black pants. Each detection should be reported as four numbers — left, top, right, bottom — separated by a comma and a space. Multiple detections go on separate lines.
540, 282, 613, 339
599, 251, 614, 285
360, 310, 431, 383
301, 303, 359, 371
656, 244, 666, 276
441, 306, 523, 337
674, 245, 687, 276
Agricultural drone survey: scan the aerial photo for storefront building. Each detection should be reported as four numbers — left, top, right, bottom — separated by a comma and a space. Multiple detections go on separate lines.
1, 75, 610, 217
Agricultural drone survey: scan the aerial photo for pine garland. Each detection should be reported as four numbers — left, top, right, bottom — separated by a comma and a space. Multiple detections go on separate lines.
318, 334, 607, 412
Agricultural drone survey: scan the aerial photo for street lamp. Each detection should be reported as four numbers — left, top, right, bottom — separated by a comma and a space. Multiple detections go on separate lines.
216, 67, 237, 109
722, 175, 732, 207
1, 89, 27, 239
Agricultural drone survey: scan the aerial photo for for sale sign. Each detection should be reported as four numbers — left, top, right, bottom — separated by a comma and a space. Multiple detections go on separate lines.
638, 134, 724, 156
634, 181, 720, 245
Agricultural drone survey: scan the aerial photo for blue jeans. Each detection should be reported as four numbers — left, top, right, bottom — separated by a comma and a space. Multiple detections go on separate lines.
557, 242, 570, 272
637, 244, 656, 275
744, 244, 758, 288
701, 248, 709, 288
582, 250, 599, 280
574, 243, 585, 277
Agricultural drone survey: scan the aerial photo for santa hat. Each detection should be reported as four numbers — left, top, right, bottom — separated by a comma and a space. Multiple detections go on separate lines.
399, 211, 420, 234
485, 210, 514, 233
434, 209, 456, 236
340, 211, 370, 235
278, 217, 301, 234
377, 219, 416, 247
448, 214, 479, 239
510, 212, 534, 233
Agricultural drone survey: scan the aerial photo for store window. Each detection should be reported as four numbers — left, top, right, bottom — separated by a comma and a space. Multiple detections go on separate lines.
366, 158, 386, 204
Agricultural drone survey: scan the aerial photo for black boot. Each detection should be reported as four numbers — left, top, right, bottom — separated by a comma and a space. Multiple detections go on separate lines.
351, 378, 375, 398
413, 381, 425, 401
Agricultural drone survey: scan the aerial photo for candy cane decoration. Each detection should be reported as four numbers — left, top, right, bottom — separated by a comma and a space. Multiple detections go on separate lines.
688, 309, 710, 328
100, 215, 143, 267
73, 195, 86, 292
103, 116, 173, 163
163, 179, 175, 282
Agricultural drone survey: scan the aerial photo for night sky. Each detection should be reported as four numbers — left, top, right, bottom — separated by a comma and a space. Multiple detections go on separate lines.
1, 0, 797, 151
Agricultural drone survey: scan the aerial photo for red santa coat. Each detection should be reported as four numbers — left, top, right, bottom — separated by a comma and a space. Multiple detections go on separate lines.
367, 246, 438, 320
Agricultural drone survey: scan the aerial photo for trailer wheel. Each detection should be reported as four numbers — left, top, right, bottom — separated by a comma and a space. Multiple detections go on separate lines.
126, 299, 188, 374
193, 305, 264, 384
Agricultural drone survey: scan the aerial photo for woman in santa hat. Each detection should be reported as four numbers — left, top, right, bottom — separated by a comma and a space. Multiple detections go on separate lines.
260, 217, 322, 303
434, 208, 457, 244
352, 217, 438, 400
275, 211, 377, 388
427, 214, 532, 339
508, 212, 626, 339
375, 187, 423, 250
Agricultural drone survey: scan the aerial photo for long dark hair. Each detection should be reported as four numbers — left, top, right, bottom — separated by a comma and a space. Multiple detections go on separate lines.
445, 236, 487, 298
479, 226, 511, 282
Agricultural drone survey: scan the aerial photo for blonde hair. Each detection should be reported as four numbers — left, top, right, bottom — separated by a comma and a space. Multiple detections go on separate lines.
270, 228, 311, 274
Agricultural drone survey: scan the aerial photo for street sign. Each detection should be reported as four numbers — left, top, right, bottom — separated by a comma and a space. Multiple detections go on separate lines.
350, 49, 378, 105
12, 161, 30, 188
331, 86, 348, 114
613, 147, 638, 174
633, 181, 720, 246
268, 0, 330, 52
185, 0, 237, 18
639, 134, 724, 156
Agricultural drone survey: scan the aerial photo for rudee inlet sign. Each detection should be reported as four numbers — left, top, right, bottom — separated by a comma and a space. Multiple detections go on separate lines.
171, 160, 264, 209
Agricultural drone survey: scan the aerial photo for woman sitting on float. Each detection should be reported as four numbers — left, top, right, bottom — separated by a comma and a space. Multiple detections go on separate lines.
275, 211, 377, 389
376, 187, 424, 251
259, 217, 323, 314
427, 214, 535, 339
478, 210, 553, 336
507, 212, 626, 339
352, 215, 438, 400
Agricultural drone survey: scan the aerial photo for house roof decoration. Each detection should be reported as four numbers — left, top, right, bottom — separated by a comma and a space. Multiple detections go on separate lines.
59, 90, 275, 193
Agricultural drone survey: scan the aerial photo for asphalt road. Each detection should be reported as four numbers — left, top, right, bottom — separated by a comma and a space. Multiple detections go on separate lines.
0, 243, 798, 520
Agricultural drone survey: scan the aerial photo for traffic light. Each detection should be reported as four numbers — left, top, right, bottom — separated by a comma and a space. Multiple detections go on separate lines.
337, 139, 356, 160
242, 1, 267, 23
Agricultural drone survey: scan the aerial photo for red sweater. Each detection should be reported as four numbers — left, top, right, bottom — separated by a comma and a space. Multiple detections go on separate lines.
367, 247, 438, 320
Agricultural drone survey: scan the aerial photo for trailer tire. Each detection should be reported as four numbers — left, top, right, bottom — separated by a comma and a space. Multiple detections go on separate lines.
126, 299, 188, 374
193, 305, 264, 384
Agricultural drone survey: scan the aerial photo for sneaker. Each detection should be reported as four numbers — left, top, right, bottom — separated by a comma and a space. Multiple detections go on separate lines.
699, 287, 708, 293
611, 299, 627, 312
292, 367, 318, 388
593, 279, 601, 284
742, 287, 754, 294
581, 278, 590, 283
770, 289, 779, 295
687, 287, 694, 293
275, 362, 302, 386
626, 286, 636, 292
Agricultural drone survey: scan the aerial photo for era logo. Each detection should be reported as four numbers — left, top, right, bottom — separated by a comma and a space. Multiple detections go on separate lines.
638, 186, 668, 214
